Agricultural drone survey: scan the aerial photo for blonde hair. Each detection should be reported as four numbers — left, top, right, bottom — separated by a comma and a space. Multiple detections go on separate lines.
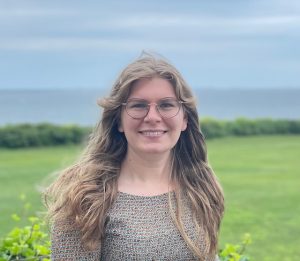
45, 53, 224, 260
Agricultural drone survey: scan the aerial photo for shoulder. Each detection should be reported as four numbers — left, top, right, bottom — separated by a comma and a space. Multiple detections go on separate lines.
51, 219, 100, 260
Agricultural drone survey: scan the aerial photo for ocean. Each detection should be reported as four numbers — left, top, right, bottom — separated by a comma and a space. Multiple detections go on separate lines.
0, 88, 299, 126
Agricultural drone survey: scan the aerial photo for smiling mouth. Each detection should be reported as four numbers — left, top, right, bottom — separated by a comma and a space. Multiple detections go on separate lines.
139, 130, 167, 137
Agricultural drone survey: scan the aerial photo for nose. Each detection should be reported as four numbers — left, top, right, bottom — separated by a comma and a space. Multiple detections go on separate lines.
144, 103, 161, 122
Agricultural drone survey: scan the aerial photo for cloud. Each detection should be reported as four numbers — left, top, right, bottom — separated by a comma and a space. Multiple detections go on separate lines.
118, 14, 300, 28
0, 20, 298, 53
0, 37, 204, 52
0, 8, 77, 17
1, 13, 298, 52
78, 14, 300, 37
0, 0, 299, 53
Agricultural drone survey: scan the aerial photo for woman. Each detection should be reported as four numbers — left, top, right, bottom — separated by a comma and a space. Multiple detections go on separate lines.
45, 53, 224, 260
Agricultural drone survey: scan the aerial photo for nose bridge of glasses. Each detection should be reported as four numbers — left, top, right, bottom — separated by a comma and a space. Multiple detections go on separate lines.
146, 102, 161, 116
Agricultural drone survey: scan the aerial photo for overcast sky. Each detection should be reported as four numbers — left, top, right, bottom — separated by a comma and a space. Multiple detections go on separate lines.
0, 0, 299, 90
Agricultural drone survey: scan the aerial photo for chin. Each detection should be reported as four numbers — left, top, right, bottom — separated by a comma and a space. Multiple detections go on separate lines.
140, 147, 171, 155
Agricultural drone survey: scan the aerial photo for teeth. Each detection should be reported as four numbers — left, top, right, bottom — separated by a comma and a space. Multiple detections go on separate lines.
142, 131, 164, 136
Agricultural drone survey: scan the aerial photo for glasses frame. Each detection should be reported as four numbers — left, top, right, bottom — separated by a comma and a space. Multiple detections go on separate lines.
122, 98, 185, 119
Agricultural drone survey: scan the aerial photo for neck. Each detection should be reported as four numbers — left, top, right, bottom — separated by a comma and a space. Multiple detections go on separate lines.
118, 150, 174, 195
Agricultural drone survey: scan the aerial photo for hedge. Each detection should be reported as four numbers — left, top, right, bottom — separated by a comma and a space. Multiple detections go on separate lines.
0, 123, 91, 148
0, 118, 299, 148
201, 118, 300, 139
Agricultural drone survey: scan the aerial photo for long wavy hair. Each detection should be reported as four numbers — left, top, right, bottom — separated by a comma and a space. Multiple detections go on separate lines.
45, 53, 224, 260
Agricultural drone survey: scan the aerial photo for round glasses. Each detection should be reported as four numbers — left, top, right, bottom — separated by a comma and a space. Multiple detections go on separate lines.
122, 98, 184, 119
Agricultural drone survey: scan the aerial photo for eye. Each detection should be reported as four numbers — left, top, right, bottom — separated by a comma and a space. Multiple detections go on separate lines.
127, 101, 148, 109
159, 100, 177, 109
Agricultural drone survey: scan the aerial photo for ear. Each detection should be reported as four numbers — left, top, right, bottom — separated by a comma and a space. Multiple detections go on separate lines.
118, 122, 124, 132
181, 115, 188, 131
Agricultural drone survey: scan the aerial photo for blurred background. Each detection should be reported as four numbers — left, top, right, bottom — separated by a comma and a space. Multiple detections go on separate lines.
0, 0, 300, 124
0, 0, 299, 260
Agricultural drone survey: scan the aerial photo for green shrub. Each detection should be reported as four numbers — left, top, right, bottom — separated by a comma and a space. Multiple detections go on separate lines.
201, 118, 229, 138
219, 233, 251, 261
0, 124, 91, 148
0, 196, 50, 261
0, 216, 50, 261
227, 118, 260, 136
1, 119, 298, 148
201, 118, 300, 139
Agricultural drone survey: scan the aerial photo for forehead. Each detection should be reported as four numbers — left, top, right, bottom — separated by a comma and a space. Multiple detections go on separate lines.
128, 77, 176, 100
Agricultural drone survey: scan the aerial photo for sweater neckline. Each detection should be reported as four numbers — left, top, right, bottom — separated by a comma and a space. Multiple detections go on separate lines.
117, 191, 173, 199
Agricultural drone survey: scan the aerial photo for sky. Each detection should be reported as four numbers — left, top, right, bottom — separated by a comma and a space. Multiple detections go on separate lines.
0, 0, 299, 90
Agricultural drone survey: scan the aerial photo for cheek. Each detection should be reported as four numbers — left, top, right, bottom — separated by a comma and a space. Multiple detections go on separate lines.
173, 113, 187, 132
118, 111, 128, 132
119, 114, 140, 134
166, 117, 186, 133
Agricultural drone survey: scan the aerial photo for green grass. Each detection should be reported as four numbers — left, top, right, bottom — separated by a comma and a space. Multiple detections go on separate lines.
0, 145, 82, 233
207, 135, 300, 260
0, 135, 299, 260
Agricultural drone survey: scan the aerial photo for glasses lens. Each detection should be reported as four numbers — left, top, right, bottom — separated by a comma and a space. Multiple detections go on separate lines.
157, 99, 180, 118
124, 98, 181, 119
126, 100, 148, 118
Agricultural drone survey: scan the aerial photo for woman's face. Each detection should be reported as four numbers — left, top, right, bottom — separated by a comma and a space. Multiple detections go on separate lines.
119, 77, 187, 157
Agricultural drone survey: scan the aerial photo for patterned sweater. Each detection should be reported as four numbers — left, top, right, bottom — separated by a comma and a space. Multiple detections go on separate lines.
51, 192, 218, 261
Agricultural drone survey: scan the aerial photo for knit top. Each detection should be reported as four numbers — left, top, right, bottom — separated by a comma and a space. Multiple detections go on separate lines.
51, 191, 218, 261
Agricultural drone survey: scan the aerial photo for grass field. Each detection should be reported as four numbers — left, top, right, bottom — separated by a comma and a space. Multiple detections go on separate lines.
0, 135, 299, 260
